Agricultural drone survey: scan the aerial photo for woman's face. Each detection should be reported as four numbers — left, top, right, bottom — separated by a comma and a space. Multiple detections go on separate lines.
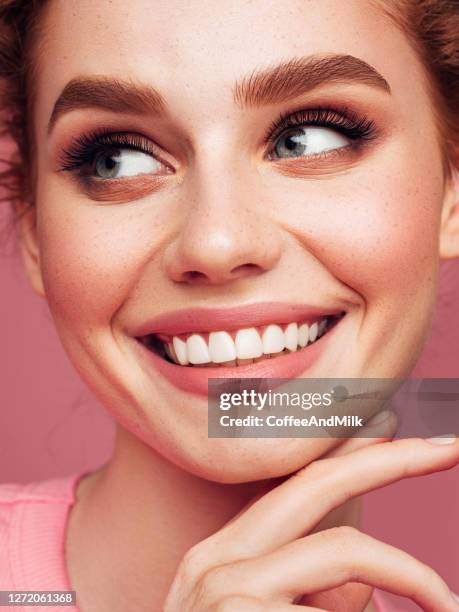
26, 0, 452, 481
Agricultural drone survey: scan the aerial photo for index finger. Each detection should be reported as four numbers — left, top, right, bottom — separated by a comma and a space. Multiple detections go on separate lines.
212, 435, 459, 561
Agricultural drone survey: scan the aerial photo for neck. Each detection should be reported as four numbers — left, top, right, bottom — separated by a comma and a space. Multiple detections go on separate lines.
66, 424, 361, 612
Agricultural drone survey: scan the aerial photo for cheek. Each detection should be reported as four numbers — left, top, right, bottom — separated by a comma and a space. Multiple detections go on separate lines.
273, 151, 444, 304
36, 189, 167, 328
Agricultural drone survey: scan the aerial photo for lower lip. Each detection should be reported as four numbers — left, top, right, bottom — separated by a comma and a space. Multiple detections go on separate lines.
133, 319, 341, 397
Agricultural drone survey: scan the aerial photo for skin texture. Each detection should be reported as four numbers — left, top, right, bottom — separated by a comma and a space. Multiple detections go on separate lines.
23, 0, 459, 481
15, 0, 459, 609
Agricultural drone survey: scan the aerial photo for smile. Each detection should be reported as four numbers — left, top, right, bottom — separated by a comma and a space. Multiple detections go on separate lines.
139, 315, 340, 367
132, 303, 346, 396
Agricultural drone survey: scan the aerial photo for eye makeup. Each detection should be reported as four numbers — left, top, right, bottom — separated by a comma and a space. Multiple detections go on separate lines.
55, 104, 379, 200
264, 106, 377, 145
260, 106, 381, 180
56, 128, 174, 201
58, 128, 173, 175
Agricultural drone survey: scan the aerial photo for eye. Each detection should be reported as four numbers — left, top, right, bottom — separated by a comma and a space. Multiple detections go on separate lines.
93, 147, 163, 179
273, 126, 351, 159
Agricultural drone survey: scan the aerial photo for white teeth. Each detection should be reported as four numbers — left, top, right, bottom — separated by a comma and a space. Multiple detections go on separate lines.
298, 323, 310, 348
155, 314, 336, 366
172, 336, 189, 365
186, 334, 210, 364
284, 322, 298, 352
220, 359, 236, 366
208, 331, 237, 363
235, 327, 264, 359
262, 324, 286, 354
309, 322, 318, 343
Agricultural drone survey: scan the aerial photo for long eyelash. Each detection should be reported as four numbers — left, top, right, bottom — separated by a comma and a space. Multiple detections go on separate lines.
264, 106, 377, 146
58, 129, 155, 172
59, 108, 375, 174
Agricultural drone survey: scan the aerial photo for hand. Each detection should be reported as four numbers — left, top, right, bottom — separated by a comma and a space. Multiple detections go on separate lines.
164, 419, 459, 611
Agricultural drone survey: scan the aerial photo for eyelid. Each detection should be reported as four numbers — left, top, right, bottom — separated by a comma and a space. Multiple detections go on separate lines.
262, 105, 377, 146
58, 129, 175, 175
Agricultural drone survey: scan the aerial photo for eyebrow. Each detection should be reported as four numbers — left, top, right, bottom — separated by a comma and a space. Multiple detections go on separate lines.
48, 77, 166, 133
48, 54, 390, 133
233, 54, 391, 107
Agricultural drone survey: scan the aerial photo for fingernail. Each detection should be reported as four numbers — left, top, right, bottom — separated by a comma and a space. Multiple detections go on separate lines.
426, 434, 457, 445
365, 410, 392, 426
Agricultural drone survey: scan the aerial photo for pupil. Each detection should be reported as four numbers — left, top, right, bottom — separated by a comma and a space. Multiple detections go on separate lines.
275, 128, 306, 158
104, 156, 117, 170
95, 149, 121, 177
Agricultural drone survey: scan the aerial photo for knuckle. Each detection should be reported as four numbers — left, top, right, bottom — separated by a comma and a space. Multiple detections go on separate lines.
194, 564, 232, 608
199, 563, 229, 592
327, 525, 362, 551
314, 527, 368, 582
179, 542, 213, 582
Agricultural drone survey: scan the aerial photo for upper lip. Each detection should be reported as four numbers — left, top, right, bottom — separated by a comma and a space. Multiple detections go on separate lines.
132, 302, 345, 338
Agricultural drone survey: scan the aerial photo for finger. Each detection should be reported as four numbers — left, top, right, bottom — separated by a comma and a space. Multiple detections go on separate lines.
310, 410, 398, 558
214, 436, 459, 559
222, 411, 397, 533
323, 410, 397, 458
206, 527, 458, 612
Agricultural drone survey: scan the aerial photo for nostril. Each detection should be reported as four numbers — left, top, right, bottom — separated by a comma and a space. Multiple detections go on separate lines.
230, 263, 262, 277
180, 263, 263, 284
182, 270, 207, 282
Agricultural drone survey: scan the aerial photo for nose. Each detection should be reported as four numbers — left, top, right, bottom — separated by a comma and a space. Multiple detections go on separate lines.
164, 159, 283, 286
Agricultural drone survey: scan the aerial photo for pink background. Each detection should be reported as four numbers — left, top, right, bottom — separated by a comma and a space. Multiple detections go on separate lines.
1, 191, 459, 609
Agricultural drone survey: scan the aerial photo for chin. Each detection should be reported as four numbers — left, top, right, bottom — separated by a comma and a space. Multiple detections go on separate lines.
163, 436, 338, 484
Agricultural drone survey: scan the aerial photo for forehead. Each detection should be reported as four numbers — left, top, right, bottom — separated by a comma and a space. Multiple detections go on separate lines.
35, 0, 424, 124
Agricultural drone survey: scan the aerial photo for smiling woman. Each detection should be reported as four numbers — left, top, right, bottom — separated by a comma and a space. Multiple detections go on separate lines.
0, 0, 459, 611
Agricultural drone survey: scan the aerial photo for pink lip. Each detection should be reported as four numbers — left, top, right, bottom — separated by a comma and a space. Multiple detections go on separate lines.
132, 302, 344, 338
132, 313, 343, 397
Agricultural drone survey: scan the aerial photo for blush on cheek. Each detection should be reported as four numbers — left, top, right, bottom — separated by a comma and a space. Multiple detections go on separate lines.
294, 162, 444, 303
37, 197, 157, 330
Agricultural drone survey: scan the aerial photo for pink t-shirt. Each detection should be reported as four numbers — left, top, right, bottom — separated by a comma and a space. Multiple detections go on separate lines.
0, 473, 391, 611
0, 473, 85, 611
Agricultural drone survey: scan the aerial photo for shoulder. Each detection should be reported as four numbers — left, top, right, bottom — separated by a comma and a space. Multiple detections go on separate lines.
0, 473, 85, 586
0, 473, 79, 512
